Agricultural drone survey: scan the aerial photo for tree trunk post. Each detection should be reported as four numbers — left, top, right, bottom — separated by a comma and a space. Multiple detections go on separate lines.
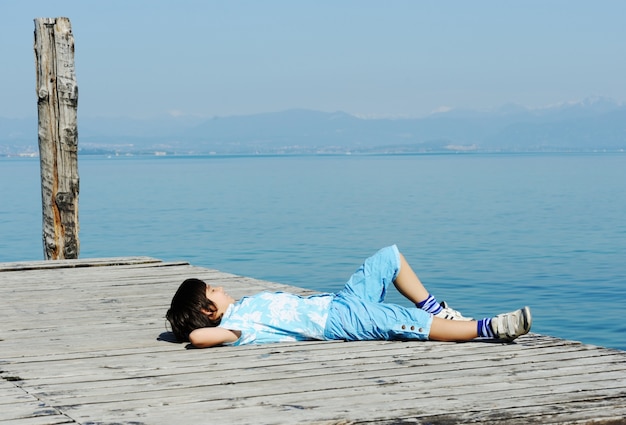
34, 17, 80, 260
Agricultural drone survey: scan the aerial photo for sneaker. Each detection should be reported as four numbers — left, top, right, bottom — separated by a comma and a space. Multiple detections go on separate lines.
490, 306, 532, 341
435, 301, 473, 321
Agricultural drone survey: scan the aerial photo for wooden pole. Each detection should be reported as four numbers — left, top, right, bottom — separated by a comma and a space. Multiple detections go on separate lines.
34, 17, 80, 260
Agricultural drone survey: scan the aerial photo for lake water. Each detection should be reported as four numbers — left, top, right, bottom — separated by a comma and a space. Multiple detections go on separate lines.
1, 153, 625, 350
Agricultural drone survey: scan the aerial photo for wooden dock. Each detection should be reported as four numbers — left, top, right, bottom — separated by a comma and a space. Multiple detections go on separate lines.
1, 258, 625, 425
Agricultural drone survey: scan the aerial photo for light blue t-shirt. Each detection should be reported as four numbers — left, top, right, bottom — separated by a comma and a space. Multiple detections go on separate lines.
219, 291, 333, 346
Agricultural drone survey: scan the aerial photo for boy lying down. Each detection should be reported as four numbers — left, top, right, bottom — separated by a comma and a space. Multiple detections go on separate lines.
166, 245, 531, 348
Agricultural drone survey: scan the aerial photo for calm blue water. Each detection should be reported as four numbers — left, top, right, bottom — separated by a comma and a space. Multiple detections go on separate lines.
1, 153, 625, 351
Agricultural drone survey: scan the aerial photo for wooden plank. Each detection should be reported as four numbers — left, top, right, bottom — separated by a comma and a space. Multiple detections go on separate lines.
28, 351, 626, 405
0, 380, 72, 425
0, 257, 171, 272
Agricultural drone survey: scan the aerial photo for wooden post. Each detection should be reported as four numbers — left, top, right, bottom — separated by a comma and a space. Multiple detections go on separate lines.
34, 17, 80, 260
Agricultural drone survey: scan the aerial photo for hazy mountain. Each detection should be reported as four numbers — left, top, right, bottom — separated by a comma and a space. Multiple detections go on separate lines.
1, 97, 624, 155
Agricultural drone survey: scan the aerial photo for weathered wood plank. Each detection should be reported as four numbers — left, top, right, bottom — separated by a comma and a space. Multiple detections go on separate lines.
19, 364, 626, 414
0, 380, 72, 425
27, 354, 626, 405
0, 256, 167, 271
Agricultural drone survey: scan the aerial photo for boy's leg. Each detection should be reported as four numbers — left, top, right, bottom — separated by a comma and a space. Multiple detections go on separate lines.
394, 252, 472, 320
339, 245, 469, 319
393, 252, 429, 304
337, 245, 401, 303
429, 306, 532, 342
429, 318, 479, 341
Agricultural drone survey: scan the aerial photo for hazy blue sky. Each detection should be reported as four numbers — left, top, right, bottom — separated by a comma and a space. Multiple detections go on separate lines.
2, 1, 625, 119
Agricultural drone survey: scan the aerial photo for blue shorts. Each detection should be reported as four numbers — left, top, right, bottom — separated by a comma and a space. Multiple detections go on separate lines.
323, 245, 432, 341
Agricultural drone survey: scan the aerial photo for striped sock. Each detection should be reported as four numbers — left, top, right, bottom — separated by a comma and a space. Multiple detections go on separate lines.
477, 318, 495, 338
416, 294, 443, 315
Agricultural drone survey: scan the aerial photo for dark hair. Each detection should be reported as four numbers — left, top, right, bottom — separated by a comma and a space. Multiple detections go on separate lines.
166, 278, 221, 342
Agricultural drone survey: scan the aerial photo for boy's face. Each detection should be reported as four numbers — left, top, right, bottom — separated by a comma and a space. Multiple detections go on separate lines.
204, 285, 236, 321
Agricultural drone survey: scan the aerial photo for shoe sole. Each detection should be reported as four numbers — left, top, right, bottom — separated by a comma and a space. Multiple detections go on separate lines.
521, 306, 532, 334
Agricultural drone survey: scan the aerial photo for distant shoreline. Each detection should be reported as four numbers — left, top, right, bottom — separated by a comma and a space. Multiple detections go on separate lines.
2, 149, 625, 160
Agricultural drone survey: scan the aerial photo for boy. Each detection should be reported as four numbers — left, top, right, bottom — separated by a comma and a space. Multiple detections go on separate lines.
167, 245, 531, 348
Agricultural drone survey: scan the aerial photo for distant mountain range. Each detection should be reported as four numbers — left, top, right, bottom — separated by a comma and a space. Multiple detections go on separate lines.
2, 97, 625, 156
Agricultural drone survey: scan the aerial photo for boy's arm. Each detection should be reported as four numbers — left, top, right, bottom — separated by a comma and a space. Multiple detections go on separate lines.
189, 327, 241, 348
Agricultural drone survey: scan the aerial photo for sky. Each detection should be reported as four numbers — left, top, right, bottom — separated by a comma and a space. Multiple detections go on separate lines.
1, 0, 625, 120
